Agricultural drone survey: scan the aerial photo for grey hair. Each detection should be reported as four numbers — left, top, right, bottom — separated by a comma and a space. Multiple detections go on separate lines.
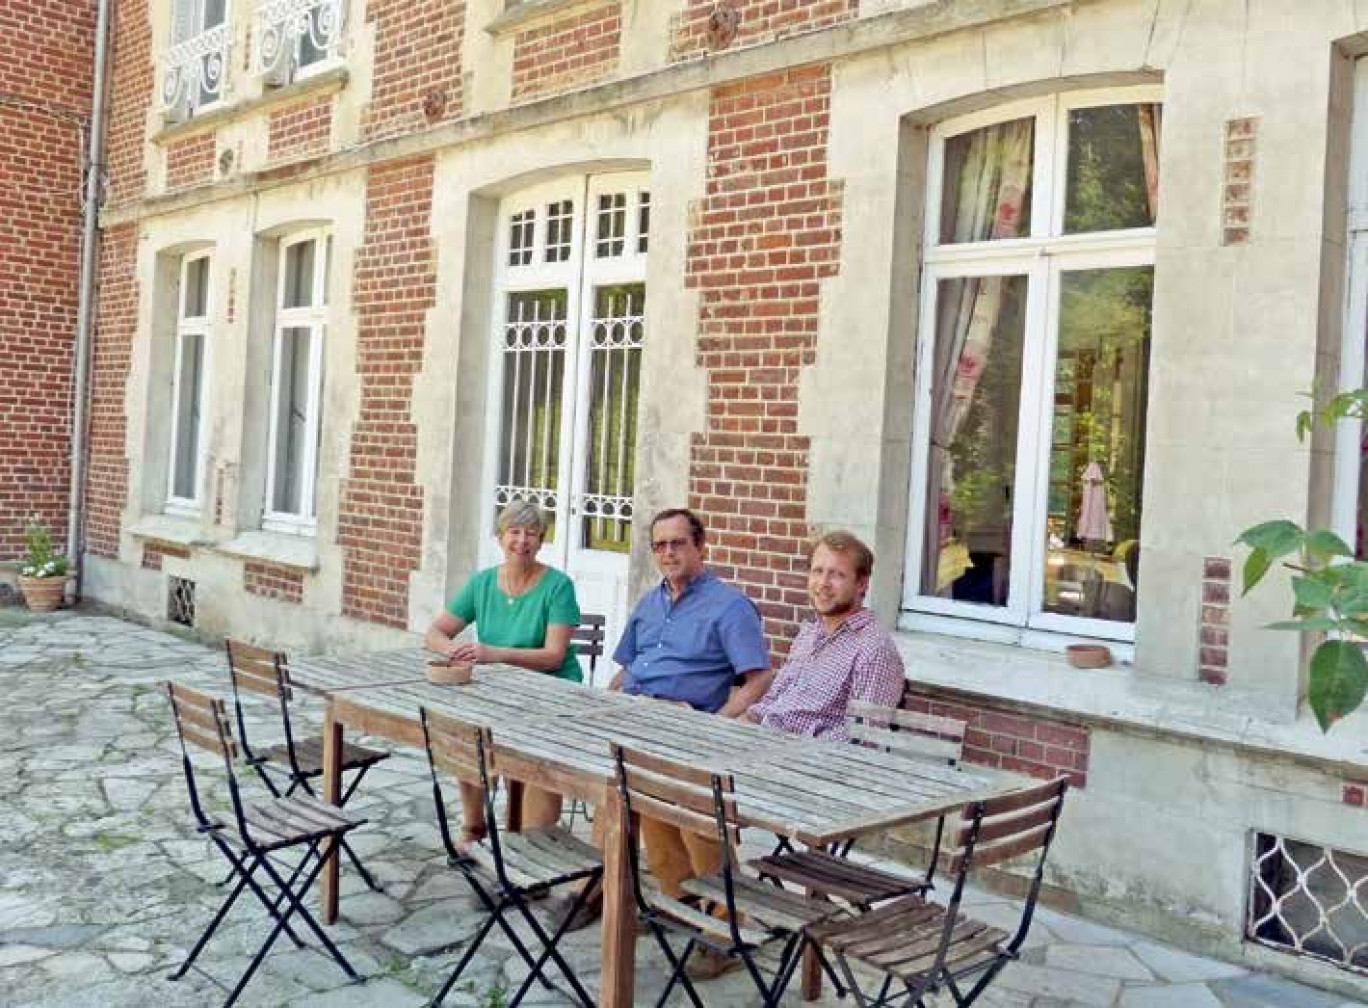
497, 500, 548, 536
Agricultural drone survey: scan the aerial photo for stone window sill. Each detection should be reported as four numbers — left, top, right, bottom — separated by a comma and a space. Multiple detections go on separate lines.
153, 66, 349, 145
214, 530, 319, 572
486, 0, 609, 36
128, 514, 208, 547
894, 630, 1368, 775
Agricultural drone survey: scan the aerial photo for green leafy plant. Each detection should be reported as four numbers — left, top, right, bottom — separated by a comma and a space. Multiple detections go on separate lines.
1238, 389, 1368, 731
480, 980, 508, 1008
19, 517, 70, 579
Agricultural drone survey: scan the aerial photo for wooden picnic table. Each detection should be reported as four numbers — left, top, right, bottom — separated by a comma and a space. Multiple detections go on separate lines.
289, 647, 1012, 1008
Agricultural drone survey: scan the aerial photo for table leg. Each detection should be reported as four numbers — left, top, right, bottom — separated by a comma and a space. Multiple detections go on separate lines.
320, 699, 342, 925
599, 788, 636, 1008
505, 779, 525, 833
801, 841, 823, 1001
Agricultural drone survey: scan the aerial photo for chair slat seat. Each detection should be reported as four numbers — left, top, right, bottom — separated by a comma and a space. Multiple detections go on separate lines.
810, 894, 1007, 982
642, 888, 773, 947
465, 826, 601, 889
241, 794, 363, 850
259, 736, 388, 777
749, 849, 927, 906
679, 873, 843, 933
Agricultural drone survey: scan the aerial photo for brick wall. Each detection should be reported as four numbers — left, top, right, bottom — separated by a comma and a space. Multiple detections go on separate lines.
85, 224, 139, 560
361, 0, 465, 141
337, 156, 435, 628
104, 0, 152, 206
267, 96, 333, 164
243, 560, 304, 603
0, 0, 95, 559
141, 540, 190, 570
670, 0, 856, 61
511, 3, 621, 104
1199, 556, 1231, 685
684, 65, 843, 659
164, 131, 216, 189
904, 688, 1091, 789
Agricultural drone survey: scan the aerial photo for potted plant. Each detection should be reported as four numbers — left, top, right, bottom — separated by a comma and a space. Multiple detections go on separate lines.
17, 517, 70, 613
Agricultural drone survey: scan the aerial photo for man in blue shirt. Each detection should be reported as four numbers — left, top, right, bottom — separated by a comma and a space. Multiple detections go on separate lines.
606, 508, 770, 976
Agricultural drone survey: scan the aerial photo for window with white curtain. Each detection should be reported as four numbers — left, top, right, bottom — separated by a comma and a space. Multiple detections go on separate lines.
263, 232, 330, 533
903, 89, 1161, 644
166, 252, 212, 515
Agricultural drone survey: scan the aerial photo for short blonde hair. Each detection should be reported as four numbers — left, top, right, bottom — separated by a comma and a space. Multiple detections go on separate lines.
497, 500, 548, 537
807, 530, 874, 580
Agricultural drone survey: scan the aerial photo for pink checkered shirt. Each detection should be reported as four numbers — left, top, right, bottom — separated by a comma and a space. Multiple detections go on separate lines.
749, 608, 905, 740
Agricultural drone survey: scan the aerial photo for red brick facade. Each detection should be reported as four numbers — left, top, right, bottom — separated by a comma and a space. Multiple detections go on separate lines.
361, 0, 465, 141
1199, 556, 1231, 685
510, 3, 621, 104
0, 0, 94, 559
104, 0, 152, 206
684, 65, 843, 658
244, 560, 305, 603
337, 156, 435, 628
267, 96, 333, 164
670, 0, 856, 61
141, 540, 191, 570
164, 131, 216, 189
904, 689, 1091, 789
85, 224, 139, 560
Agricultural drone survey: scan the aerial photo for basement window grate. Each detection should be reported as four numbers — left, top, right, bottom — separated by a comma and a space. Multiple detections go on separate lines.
1248, 832, 1368, 974
167, 576, 196, 627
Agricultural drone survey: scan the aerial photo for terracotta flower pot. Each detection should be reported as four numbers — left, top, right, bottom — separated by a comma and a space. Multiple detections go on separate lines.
18, 575, 66, 613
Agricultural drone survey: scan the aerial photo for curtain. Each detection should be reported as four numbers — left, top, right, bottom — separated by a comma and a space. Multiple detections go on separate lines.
922, 119, 1033, 596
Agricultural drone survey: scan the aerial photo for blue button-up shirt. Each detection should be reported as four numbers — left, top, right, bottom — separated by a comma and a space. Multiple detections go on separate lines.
614, 570, 769, 713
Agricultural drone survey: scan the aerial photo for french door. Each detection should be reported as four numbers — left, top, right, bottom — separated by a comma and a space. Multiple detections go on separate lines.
480, 173, 650, 681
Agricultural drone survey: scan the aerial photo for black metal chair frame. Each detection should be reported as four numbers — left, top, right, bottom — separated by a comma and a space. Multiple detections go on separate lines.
224, 639, 387, 891
564, 614, 605, 831
421, 709, 602, 1008
612, 743, 815, 1008
164, 682, 362, 1008
822, 777, 1069, 1008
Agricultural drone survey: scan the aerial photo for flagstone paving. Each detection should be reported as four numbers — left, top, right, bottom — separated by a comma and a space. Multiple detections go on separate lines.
1, 608, 1365, 1007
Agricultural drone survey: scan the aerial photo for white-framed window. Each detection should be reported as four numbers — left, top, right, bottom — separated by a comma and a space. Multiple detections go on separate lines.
253, 0, 346, 86
161, 0, 232, 119
165, 252, 213, 516
902, 88, 1162, 645
263, 231, 330, 534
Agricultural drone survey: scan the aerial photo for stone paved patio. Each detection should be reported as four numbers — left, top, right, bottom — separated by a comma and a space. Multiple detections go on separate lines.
1, 609, 1365, 1007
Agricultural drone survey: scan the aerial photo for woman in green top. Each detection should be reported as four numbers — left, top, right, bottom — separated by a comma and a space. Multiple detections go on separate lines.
424, 500, 582, 847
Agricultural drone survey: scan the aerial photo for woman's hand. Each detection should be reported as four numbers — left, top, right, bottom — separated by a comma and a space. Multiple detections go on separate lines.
447, 640, 487, 664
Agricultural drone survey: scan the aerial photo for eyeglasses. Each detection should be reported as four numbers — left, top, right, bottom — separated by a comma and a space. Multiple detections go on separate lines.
650, 537, 693, 554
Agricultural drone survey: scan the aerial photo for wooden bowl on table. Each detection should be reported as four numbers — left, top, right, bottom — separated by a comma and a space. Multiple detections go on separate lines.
427, 660, 474, 685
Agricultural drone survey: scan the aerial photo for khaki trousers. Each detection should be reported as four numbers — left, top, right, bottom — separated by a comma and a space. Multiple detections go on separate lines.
459, 781, 563, 836
639, 818, 722, 899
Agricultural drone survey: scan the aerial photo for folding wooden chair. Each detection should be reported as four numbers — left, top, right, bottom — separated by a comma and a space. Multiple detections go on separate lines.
810, 776, 1069, 1008
421, 708, 603, 1008
164, 683, 363, 1008
752, 704, 968, 911
224, 639, 388, 891
613, 743, 839, 1008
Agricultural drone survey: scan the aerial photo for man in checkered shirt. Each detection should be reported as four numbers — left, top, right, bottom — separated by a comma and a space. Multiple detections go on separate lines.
742, 530, 905, 738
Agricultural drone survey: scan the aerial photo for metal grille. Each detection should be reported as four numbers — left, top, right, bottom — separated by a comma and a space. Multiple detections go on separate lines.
1248, 832, 1368, 974
254, 0, 344, 76
496, 290, 567, 538
168, 577, 197, 627
580, 284, 643, 552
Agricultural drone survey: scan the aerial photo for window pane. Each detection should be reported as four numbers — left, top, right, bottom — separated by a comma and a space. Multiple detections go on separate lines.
282, 240, 316, 308
545, 200, 574, 263
637, 192, 650, 254
582, 284, 644, 552
596, 193, 626, 257
1064, 104, 1161, 234
497, 290, 567, 541
939, 118, 1034, 244
508, 210, 535, 267
183, 257, 209, 319
299, 4, 327, 67
921, 275, 1028, 605
202, 0, 226, 28
272, 327, 314, 514
171, 331, 204, 500
1041, 266, 1152, 622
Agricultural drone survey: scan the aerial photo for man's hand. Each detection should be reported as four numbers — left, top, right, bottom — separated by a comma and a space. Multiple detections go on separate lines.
608, 668, 624, 691
738, 709, 761, 725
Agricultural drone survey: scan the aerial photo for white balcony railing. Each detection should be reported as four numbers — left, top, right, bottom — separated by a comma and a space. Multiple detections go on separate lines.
254, 0, 345, 81
160, 23, 232, 116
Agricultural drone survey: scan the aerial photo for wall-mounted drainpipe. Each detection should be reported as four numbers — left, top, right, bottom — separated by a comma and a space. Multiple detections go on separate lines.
67, 0, 115, 598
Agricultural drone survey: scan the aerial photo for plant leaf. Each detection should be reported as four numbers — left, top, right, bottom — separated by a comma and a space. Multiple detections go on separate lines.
1236, 520, 1304, 560
1242, 548, 1273, 595
1303, 529, 1353, 563
1308, 640, 1368, 732
1266, 617, 1341, 633
1291, 576, 1335, 613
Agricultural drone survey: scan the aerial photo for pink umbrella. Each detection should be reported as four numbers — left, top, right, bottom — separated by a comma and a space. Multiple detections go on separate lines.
1075, 462, 1113, 543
